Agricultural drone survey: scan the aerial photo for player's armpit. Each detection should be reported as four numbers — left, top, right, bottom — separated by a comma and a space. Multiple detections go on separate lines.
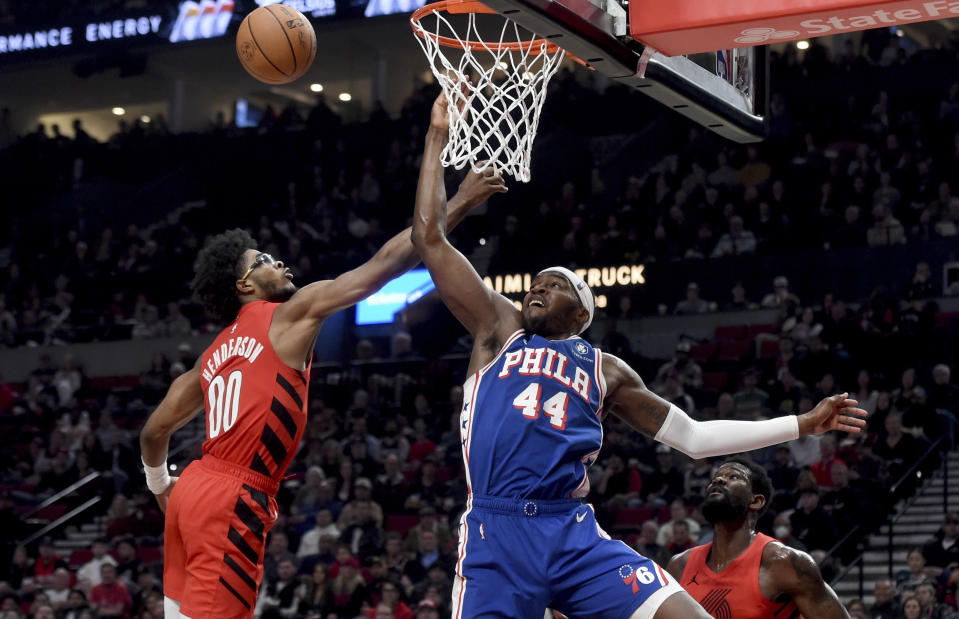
770, 546, 851, 619
603, 354, 672, 437
140, 366, 205, 466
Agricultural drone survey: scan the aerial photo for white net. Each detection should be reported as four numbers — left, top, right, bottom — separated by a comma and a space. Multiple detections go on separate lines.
411, 4, 565, 182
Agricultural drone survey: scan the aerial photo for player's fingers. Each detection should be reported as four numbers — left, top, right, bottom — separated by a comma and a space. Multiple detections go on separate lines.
840, 406, 868, 419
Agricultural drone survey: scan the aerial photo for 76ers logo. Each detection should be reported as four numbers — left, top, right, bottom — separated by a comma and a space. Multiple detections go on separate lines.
619, 564, 656, 594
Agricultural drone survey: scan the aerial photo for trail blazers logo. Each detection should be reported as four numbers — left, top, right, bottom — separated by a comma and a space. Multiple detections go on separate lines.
699, 589, 732, 619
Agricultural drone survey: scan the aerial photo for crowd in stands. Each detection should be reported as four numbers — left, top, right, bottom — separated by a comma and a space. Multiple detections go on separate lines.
0, 21, 959, 619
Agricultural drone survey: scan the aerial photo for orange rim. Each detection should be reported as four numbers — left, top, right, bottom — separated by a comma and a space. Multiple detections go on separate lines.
410, 0, 585, 64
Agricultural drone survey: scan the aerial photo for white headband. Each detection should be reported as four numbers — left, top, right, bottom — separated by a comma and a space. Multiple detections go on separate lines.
537, 266, 595, 334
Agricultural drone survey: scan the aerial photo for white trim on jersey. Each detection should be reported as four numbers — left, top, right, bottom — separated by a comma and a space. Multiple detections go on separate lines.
453, 329, 524, 619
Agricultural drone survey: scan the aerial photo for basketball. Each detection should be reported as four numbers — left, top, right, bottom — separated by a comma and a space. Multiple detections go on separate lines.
235, 5, 316, 85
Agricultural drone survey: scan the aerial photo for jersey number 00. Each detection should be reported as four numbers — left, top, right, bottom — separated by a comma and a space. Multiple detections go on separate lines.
208, 370, 243, 438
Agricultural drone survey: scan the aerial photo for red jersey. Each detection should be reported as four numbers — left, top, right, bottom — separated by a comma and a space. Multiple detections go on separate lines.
680, 533, 801, 619
198, 301, 310, 484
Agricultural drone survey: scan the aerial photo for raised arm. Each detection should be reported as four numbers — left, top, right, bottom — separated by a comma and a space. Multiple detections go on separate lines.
602, 353, 867, 459
274, 171, 490, 328
139, 364, 205, 511
766, 544, 851, 618
411, 88, 518, 353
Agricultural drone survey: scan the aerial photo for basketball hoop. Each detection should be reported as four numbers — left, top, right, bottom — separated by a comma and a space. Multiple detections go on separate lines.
411, 0, 577, 182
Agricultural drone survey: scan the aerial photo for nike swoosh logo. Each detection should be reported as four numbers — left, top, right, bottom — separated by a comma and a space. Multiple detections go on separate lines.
576, 511, 587, 522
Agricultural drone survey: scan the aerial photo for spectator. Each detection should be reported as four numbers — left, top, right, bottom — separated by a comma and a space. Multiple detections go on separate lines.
867, 202, 906, 246
33, 538, 67, 587
895, 548, 935, 597
88, 563, 131, 618
914, 581, 953, 618
772, 512, 807, 552
403, 530, 454, 584
655, 499, 701, 546
633, 520, 667, 567
710, 215, 757, 257
845, 598, 869, 619
673, 282, 709, 315
870, 578, 898, 619
665, 519, 694, 556
42, 568, 72, 612
761, 275, 800, 309
255, 558, 302, 618
338, 478, 384, 529
731, 368, 770, 420
831, 205, 868, 246
642, 445, 685, 507
789, 489, 837, 552
369, 580, 413, 619
338, 499, 384, 564
375, 453, 411, 514
594, 454, 642, 511
414, 599, 440, 619
298, 563, 334, 618
809, 435, 846, 489
298, 509, 341, 559
723, 280, 758, 311
76, 539, 116, 593
654, 341, 703, 394
330, 557, 367, 618
921, 513, 959, 578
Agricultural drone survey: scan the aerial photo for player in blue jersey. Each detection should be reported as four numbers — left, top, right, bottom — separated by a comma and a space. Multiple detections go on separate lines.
411, 89, 868, 619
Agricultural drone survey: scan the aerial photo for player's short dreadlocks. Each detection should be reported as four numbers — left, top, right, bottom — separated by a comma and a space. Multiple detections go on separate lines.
191, 229, 256, 324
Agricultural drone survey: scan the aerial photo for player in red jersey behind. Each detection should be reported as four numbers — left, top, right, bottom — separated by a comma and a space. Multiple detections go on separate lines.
667, 457, 851, 619
138, 171, 504, 619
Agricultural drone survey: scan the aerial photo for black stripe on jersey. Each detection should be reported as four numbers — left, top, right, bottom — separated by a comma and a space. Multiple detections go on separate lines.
270, 397, 298, 439
260, 424, 288, 466
294, 369, 307, 387
242, 484, 270, 513
227, 526, 259, 564
275, 373, 303, 411
218, 576, 252, 610
223, 553, 257, 591
234, 497, 265, 538
250, 453, 271, 476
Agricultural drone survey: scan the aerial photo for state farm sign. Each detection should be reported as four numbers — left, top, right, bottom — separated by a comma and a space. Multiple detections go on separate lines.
630, 0, 959, 56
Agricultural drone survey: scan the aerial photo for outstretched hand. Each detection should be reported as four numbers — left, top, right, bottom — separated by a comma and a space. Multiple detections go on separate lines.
453, 166, 508, 208
430, 78, 471, 132
797, 393, 868, 436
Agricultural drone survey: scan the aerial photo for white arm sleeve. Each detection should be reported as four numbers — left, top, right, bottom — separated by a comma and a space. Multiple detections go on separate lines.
654, 404, 800, 460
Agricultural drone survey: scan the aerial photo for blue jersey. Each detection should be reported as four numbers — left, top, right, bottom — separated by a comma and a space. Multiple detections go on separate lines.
460, 330, 606, 499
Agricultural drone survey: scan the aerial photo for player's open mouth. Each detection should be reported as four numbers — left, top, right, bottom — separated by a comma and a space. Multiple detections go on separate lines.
529, 297, 545, 307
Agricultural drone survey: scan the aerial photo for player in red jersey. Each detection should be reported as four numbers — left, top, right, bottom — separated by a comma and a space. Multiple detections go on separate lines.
667, 458, 851, 619
139, 171, 504, 619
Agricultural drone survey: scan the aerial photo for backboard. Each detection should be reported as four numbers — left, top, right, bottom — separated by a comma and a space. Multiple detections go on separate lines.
474, 0, 768, 142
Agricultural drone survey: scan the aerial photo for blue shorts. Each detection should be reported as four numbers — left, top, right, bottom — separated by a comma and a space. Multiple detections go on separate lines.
451, 495, 683, 619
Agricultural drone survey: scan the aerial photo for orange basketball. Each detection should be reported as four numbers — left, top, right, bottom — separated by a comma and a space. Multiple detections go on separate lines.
235, 5, 316, 85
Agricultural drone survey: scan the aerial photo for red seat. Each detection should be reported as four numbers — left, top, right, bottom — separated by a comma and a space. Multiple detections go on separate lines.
435, 466, 452, 483
746, 324, 777, 339
758, 339, 780, 358
716, 339, 751, 360
385, 515, 420, 535
34, 504, 67, 521
714, 325, 747, 341
689, 342, 716, 362
935, 312, 959, 328
656, 505, 672, 523
702, 372, 728, 391
69, 548, 93, 568
137, 546, 162, 564
614, 507, 654, 528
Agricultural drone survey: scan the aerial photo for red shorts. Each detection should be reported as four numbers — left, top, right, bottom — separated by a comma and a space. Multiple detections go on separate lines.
164, 455, 279, 619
